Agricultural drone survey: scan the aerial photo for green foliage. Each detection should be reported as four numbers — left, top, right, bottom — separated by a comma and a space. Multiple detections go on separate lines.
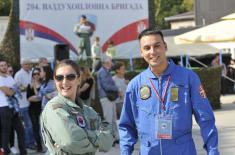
125, 67, 221, 110
0, 0, 20, 70
0, 0, 11, 16
194, 67, 221, 109
181, 0, 194, 11
153, 0, 194, 29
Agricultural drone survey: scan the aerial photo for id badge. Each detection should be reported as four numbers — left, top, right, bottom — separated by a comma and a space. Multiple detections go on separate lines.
155, 115, 172, 139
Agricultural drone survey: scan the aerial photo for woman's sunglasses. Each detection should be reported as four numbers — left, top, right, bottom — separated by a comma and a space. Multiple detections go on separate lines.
54, 74, 79, 82
33, 72, 40, 76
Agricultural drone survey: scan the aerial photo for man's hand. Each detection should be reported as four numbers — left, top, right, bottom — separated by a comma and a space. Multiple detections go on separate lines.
0, 86, 15, 96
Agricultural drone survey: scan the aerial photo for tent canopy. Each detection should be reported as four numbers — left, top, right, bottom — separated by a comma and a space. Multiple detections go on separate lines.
174, 12, 235, 44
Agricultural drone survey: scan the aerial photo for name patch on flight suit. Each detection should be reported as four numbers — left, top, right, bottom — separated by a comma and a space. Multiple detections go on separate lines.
77, 115, 86, 128
170, 87, 179, 102
140, 85, 151, 100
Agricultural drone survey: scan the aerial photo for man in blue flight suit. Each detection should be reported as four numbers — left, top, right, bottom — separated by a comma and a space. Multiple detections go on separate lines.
119, 27, 219, 155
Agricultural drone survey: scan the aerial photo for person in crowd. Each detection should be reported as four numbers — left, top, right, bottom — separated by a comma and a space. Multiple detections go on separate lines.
7, 65, 26, 155
78, 66, 94, 106
0, 59, 27, 155
97, 55, 120, 146
7, 65, 14, 77
119, 27, 219, 155
41, 59, 114, 154
91, 36, 103, 73
39, 65, 56, 108
0, 59, 15, 155
7, 65, 18, 154
14, 58, 36, 150
112, 61, 128, 119
227, 59, 235, 94
26, 67, 43, 152
38, 57, 49, 67
211, 53, 227, 95
73, 15, 94, 66
106, 40, 116, 59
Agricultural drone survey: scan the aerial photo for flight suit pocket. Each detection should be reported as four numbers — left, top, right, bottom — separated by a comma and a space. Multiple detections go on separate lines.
171, 84, 189, 109
136, 101, 152, 117
170, 84, 191, 122
136, 100, 153, 133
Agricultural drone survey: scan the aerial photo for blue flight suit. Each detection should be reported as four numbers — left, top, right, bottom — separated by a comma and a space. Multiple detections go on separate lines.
119, 60, 219, 155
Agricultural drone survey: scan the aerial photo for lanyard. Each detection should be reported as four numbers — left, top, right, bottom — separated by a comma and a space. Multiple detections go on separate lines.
148, 76, 171, 111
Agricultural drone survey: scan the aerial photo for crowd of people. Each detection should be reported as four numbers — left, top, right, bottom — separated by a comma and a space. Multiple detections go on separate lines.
0, 51, 128, 155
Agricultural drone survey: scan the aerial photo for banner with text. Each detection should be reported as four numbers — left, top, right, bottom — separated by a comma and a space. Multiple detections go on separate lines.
20, 0, 149, 60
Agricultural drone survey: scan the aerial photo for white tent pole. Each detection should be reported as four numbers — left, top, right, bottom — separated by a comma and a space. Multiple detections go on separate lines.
180, 54, 184, 67
188, 56, 208, 68
219, 49, 223, 65
129, 56, 133, 71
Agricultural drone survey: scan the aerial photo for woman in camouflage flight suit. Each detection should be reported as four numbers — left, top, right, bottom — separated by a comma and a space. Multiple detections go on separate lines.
41, 59, 114, 155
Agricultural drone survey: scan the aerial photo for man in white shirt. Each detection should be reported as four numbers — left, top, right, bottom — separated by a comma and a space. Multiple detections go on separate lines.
14, 58, 35, 149
0, 59, 16, 155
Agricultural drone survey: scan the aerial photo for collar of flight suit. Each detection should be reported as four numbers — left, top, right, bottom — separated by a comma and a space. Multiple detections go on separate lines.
146, 59, 176, 79
57, 93, 84, 110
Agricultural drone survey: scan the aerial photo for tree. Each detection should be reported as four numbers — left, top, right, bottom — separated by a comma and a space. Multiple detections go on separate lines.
153, 0, 194, 29
0, 0, 11, 16
0, 0, 20, 70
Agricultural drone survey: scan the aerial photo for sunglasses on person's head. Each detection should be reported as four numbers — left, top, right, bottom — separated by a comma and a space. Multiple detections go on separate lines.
54, 74, 79, 82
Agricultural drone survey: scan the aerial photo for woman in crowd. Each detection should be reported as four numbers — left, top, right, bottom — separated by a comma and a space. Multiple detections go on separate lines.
26, 67, 43, 152
78, 66, 94, 106
39, 65, 56, 108
41, 59, 114, 155
112, 61, 128, 119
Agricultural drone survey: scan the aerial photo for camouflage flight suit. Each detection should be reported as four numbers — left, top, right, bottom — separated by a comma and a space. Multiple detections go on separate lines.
41, 94, 114, 155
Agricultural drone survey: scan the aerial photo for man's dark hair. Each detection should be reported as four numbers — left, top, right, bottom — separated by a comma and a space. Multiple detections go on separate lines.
0, 58, 6, 63
138, 27, 164, 41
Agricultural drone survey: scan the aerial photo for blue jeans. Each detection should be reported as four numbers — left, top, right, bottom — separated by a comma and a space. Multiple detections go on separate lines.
19, 107, 35, 147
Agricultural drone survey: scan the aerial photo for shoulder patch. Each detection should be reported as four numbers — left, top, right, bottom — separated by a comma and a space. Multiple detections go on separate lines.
199, 84, 207, 98
52, 103, 64, 110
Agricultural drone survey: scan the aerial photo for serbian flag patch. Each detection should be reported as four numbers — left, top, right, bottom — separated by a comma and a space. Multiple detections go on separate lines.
199, 85, 207, 98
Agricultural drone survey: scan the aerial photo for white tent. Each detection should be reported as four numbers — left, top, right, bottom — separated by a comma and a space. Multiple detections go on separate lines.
174, 13, 235, 44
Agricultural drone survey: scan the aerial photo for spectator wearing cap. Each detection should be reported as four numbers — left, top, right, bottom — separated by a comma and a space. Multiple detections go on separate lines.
14, 58, 36, 149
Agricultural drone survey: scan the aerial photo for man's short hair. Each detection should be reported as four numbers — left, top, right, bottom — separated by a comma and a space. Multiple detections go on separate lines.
39, 57, 48, 62
0, 58, 5, 63
20, 58, 32, 64
138, 27, 164, 41
101, 55, 112, 64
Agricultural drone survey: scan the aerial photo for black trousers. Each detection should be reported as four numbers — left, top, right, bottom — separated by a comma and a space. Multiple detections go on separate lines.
0, 106, 13, 155
29, 106, 42, 151
12, 113, 27, 155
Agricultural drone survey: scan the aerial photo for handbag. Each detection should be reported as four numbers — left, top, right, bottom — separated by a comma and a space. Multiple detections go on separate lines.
106, 90, 119, 101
